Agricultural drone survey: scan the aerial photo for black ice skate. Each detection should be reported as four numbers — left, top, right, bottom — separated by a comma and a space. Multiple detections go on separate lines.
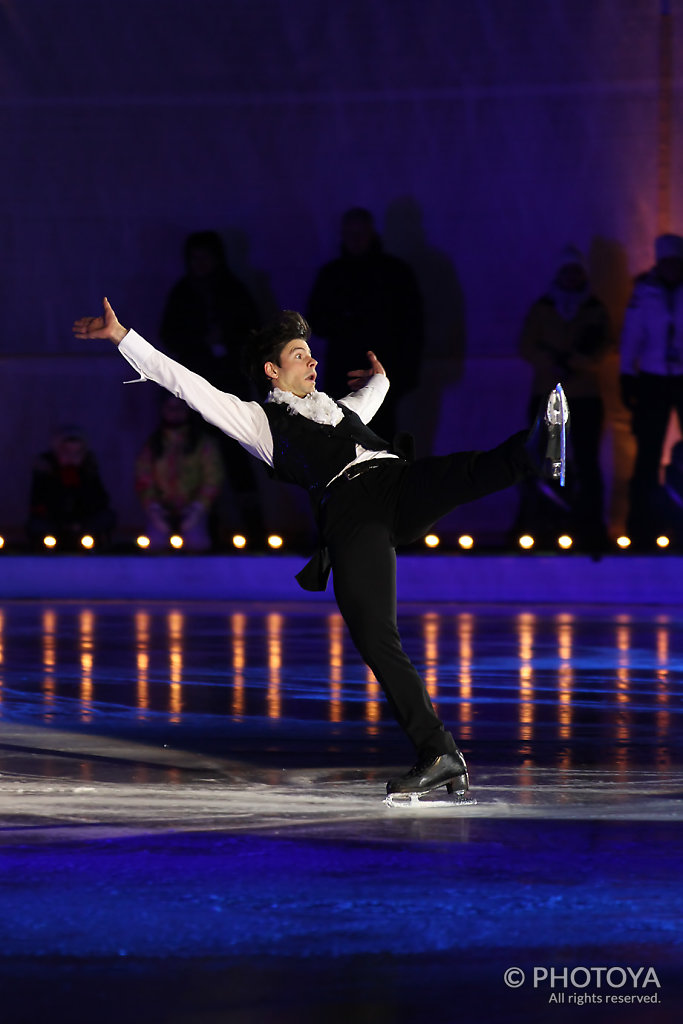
525, 382, 570, 487
384, 751, 473, 807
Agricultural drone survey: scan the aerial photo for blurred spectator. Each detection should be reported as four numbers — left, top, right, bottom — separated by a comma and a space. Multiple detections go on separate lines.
27, 424, 116, 549
160, 230, 266, 542
135, 395, 224, 551
620, 233, 683, 546
160, 230, 260, 395
518, 245, 611, 551
307, 207, 424, 440
662, 439, 683, 546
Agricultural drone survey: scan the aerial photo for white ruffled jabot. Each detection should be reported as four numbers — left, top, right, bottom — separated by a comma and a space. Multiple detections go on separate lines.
267, 387, 345, 427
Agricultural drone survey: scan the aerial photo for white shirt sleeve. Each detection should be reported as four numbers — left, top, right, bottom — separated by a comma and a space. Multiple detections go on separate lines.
118, 330, 274, 466
338, 373, 390, 424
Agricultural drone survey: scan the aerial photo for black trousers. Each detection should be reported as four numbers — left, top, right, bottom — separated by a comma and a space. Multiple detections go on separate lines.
319, 432, 530, 760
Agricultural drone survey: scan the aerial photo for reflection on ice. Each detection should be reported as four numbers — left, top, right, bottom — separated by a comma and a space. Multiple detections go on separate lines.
0, 602, 680, 773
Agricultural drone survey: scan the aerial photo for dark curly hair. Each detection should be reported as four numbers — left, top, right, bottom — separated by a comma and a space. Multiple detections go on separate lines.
242, 311, 311, 395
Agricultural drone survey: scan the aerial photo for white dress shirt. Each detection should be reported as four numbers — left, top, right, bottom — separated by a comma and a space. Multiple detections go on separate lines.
118, 330, 395, 479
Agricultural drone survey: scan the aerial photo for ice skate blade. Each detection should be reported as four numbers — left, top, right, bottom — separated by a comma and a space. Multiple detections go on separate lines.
548, 382, 568, 487
384, 791, 477, 809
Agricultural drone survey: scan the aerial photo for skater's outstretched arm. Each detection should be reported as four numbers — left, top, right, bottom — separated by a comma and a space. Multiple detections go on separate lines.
73, 298, 274, 464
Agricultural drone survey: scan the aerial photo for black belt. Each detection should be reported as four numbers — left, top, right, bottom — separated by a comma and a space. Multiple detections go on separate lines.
335, 459, 385, 483
319, 458, 389, 505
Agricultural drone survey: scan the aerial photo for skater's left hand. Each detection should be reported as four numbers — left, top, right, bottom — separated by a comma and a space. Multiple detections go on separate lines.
346, 351, 386, 391
73, 297, 128, 345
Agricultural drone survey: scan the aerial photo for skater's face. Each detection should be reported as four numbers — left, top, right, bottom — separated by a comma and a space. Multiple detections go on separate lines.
265, 339, 318, 398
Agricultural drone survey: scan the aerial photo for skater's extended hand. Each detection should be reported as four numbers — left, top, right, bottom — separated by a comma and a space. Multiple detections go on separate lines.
346, 351, 386, 391
73, 297, 128, 346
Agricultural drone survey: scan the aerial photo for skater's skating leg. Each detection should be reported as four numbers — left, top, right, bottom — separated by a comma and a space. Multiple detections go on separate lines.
329, 519, 457, 760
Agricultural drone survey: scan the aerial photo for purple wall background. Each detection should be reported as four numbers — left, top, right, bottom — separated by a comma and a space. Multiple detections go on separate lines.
0, 0, 679, 540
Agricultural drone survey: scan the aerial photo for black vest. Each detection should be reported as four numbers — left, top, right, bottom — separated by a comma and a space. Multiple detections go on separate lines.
263, 401, 390, 500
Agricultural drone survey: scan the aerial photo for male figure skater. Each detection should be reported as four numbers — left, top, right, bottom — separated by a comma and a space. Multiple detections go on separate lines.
74, 299, 568, 799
